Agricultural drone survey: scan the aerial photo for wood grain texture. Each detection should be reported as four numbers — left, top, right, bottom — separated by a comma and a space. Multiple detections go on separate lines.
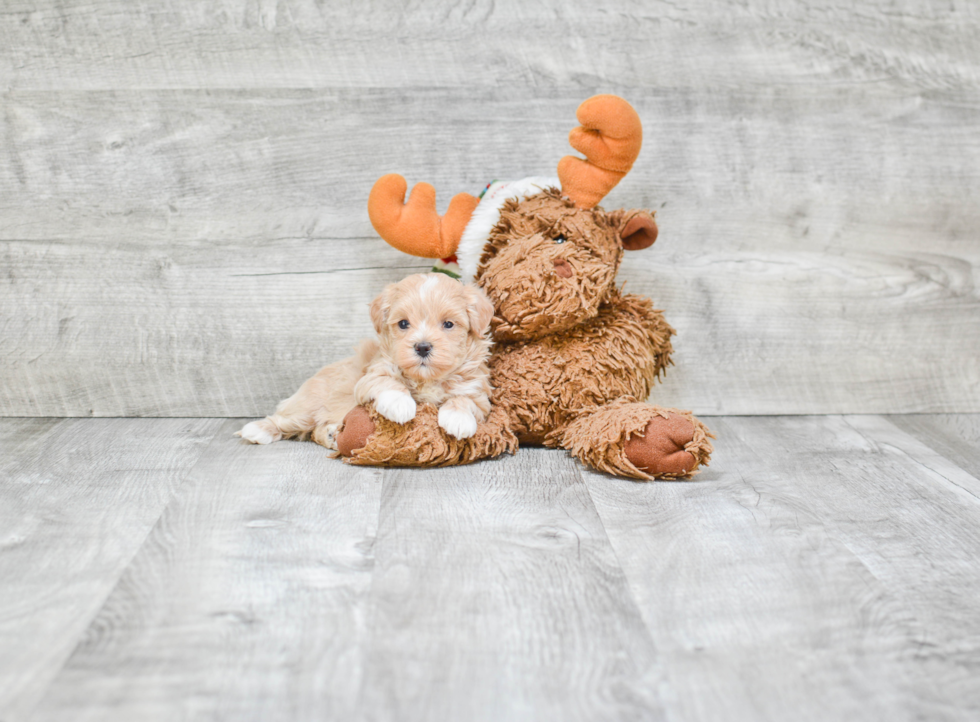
1, 0, 979, 416
4, 415, 980, 720
846, 414, 980, 501
355, 451, 665, 722
0, 0, 977, 91
28, 420, 384, 722
0, 236, 429, 416
584, 415, 980, 721
886, 413, 980, 481
29, 438, 666, 722
1, 89, 978, 416
0, 417, 221, 722
3, 88, 978, 247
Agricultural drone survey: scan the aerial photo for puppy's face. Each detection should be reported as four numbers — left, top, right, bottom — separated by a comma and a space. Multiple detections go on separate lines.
370, 273, 494, 381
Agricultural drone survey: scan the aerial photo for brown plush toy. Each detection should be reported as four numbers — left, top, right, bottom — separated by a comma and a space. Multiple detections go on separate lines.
336, 95, 714, 480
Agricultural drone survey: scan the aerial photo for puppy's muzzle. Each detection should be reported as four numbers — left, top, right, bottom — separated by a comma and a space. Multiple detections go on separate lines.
414, 341, 433, 358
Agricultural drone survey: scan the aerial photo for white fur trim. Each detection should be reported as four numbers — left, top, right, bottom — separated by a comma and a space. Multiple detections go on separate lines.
456, 177, 560, 283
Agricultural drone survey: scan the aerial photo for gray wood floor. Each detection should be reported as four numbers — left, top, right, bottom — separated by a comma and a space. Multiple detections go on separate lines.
2, 415, 979, 722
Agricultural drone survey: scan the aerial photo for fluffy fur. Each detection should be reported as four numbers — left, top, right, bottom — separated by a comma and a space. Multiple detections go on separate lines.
456, 177, 559, 282
343, 95, 713, 480
237, 273, 494, 449
338, 190, 714, 479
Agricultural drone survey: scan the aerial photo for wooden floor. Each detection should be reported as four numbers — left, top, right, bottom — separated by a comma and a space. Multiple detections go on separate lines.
1, 415, 978, 722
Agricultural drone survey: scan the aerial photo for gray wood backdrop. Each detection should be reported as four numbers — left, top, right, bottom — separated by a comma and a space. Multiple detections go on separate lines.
1, 0, 978, 417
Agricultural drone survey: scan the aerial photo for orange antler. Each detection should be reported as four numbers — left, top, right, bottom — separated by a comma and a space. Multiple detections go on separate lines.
557, 95, 643, 209
368, 174, 480, 259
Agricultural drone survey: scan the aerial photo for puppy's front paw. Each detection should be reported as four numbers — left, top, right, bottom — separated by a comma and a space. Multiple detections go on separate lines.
237, 420, 278, 445
438, 406, 478, 439
375, 390, 417, 424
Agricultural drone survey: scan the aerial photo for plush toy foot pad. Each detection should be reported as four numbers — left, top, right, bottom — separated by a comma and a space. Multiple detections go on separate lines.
563, 401, 713, 480
625, 413, 698, 477
337, 406, 375, 457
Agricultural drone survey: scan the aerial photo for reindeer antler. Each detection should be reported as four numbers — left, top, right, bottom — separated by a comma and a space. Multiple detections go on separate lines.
368, 174, 480, 259
557, 95, 643, 209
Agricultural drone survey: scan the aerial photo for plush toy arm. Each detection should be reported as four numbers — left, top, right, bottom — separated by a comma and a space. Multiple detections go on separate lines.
336, 402, 517, 468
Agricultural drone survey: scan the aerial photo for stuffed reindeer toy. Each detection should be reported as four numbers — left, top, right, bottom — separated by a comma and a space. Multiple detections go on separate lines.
335, 95, 714, 479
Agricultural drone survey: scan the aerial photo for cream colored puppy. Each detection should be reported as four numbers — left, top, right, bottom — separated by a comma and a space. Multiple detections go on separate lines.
236, 273, 494, 449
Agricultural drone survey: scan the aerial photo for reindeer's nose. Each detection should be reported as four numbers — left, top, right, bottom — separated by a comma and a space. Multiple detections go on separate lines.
414, 341, 433, 358
553, 258, 573, 278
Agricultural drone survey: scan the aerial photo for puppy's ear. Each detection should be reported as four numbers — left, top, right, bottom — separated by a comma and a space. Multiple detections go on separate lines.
463, 284, 495, 338
370, 285, 393, 334
609, 209, 658, 251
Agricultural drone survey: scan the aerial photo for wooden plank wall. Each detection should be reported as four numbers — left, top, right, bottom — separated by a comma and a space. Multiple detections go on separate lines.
1, 0, 978, 417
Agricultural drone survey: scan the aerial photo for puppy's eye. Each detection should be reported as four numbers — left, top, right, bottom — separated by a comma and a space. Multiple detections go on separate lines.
397, 320, 410, 330
442, 321, 454, 329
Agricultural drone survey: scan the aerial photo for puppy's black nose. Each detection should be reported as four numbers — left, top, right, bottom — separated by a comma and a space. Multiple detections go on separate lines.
414, 341, 433, 358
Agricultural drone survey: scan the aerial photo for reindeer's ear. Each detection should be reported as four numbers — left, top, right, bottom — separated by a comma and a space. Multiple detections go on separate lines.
463, 284, 495, 338
370, 285, 393, 334
614, 210, 658, 251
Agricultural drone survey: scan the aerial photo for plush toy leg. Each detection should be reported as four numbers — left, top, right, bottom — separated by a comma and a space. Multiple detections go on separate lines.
562, 400, 714, 480
336, 406, 375, 457
336, 402, 517, 467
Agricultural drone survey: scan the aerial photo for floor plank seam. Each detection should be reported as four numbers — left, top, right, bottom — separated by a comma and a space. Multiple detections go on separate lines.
841, 416, 980, 503
348, 467, 390, 719
4, 412, 980, 421
574, 464, 665, 655
10, 420, 229, 722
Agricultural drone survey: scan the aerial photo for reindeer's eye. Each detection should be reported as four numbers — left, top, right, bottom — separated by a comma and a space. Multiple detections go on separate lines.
442, 321, 454, 329
554, 234, 566, 244
397, 320, 410, 330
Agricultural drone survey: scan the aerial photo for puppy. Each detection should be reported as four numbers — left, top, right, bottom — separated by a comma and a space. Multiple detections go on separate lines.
236, 273, 495, 450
